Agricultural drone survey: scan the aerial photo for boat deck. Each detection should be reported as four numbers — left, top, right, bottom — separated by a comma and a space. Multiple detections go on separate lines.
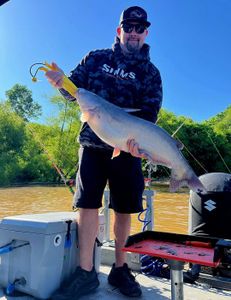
1, 264, 231, 300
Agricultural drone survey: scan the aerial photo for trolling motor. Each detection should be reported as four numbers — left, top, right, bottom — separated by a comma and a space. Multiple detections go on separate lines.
29, 62, 78, 98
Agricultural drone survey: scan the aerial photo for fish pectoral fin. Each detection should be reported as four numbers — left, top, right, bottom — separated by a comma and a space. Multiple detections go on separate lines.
138, 149, 153, 161
80, 108, 99, 122
112, 147, 121, 159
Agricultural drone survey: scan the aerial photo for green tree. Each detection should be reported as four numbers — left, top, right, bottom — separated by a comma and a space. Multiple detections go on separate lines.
153, 108, 230, 177
1, 86, 230, 186
0, 103, 26, 185
18, 124, 57, 183
206, 105, 231, 135
204, 106, 231, 173
151, 110, 195, 178
26, 94, 82, 182
5, 84, 42, 121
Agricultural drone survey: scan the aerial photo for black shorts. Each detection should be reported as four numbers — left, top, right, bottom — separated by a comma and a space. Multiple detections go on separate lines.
73, 146, 144, 213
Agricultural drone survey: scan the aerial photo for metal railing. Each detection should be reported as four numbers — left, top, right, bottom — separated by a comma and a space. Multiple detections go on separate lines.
103, 188, 155, 243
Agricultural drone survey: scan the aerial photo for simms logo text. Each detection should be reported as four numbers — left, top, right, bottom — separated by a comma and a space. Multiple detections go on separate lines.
102, 64, 136, 79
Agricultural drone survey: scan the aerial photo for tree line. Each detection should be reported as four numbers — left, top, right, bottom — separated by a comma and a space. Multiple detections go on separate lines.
0, 84, 230, 186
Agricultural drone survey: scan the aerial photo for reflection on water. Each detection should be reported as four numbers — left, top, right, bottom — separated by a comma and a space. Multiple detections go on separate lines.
0, 185, 189, 236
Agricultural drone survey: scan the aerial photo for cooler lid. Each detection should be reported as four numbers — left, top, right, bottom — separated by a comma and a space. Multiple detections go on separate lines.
0, 212, 77, 234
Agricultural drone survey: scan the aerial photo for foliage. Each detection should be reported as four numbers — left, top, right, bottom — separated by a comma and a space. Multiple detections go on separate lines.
143, 107, 231, 179
5, 84, 42, 121
0, 85, 230, 186
0, 103, 26, 185
20, 94, 81, 184
0, 91, 81, 185
205, 105, 231, 135
42, 94, 81, 179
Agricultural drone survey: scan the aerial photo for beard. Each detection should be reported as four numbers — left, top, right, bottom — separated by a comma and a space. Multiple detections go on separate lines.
125, 40, 140, 53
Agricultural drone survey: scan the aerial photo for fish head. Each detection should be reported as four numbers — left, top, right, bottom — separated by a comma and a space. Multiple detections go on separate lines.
76, 88, 103, 122
76, 88, 99, 113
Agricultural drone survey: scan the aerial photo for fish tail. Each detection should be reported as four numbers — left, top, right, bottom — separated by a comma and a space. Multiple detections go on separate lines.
170, 170, 207, 194
187, 175, 207, 194
169, 177, 186, 192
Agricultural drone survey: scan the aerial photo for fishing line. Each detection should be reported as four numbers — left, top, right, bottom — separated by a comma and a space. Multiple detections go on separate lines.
180, 142, 208, 173
27, 126, 75, 195
207, 133, 230, 173
171, 120, 186, 137
30, 62, 79, 172
164, 122, 208, 173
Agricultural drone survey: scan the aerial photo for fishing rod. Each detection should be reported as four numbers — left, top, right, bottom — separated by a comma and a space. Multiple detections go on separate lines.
28, 126, 75, 195
162, 121, 208, 173
29, 62, 79, 194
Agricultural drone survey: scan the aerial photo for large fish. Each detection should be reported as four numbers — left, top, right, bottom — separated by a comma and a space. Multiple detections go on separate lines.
76, 88, 206, 193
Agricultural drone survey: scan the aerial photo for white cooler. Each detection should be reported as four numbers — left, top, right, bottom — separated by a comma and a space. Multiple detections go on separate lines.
0, 212, 104, 299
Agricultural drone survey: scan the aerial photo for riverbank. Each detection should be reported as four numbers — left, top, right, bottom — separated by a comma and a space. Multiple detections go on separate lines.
0, 179, 171, 189
0, 182, 67, 189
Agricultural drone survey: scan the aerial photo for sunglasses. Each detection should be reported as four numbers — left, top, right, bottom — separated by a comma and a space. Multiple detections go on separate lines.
121, 23, 147, 34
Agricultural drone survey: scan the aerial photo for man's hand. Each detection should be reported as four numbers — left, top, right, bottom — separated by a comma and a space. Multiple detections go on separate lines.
45, 62, 65, 89
127, 139, 146, 158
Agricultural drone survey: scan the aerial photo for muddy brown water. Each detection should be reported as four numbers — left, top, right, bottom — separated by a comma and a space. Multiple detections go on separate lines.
0, 185, 189, 236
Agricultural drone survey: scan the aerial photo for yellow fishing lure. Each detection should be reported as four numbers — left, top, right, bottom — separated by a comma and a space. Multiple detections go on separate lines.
30, 62, 78, 98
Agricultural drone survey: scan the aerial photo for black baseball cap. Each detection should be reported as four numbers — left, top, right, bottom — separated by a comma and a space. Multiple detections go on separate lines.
119, 6, 151, 27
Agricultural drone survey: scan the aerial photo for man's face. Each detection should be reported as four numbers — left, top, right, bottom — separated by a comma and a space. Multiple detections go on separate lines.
117, 22, 148, 54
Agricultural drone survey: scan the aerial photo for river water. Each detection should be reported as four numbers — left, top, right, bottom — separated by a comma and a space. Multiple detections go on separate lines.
0, 185, 189, 236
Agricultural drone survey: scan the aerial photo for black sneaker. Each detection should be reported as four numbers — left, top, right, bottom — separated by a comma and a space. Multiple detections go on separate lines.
51, 266, 100, 300
183, 270, 199, 284
108, 263, 142, 297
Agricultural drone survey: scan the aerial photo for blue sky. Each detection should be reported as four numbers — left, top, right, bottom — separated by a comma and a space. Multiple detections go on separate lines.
0, 0, 230, 122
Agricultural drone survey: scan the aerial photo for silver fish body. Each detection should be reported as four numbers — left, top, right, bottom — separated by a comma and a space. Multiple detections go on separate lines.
76, 88, 206, 193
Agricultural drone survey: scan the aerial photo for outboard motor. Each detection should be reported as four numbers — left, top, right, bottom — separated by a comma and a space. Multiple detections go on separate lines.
188, 172, 231, 278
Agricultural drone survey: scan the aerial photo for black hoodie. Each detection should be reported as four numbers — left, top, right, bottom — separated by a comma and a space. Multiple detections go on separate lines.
60, 38, 163, 150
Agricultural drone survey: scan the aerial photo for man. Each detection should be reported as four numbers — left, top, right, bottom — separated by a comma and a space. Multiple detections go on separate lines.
46, 6, 162, 299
